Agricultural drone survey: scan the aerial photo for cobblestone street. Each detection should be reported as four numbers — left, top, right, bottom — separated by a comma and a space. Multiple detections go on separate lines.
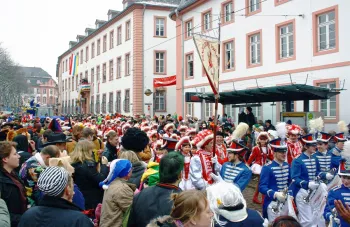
243, 179, 263, 214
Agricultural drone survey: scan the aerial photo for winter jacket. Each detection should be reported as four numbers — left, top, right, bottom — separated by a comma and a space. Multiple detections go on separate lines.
214, 209, 264, 227
66, 140, 77, 154
127, 183, 182, 227
0, 169, 27, 227
100, 179, 135, 227
102, 143, 118, 162
128, 161, 146, 189
0, 198, 10, 227
16, 151, 31, 173
71, 160, 109, 210
18, 195, 93, 227
146, 216, 177, 227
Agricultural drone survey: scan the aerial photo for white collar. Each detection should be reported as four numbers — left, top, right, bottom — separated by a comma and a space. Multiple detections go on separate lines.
34, 152, 47, 168
219, 207, 248, 222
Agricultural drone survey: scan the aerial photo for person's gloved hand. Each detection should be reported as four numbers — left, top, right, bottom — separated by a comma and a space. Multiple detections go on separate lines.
308, 181, 319, 190
212, 156, 218, 165
330, 215, 341, 224
326, 173, 334, 180
274, 192, 286, 202
210, 173, 224, 183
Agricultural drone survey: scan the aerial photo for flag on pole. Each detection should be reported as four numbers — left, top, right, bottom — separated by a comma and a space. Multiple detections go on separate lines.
153, 75, 176, 88
69, 54, 73, 75
193, 36, 219, 95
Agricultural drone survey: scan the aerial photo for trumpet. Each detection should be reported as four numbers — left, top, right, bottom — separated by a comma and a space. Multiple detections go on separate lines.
303, 176, 322, 203
272, 187, 288, 214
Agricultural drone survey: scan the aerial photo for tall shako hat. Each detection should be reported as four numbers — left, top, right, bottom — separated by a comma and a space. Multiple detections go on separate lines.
228, 140, 249, 156
338, 141, 350, 176
334, 132, 347, 143
269, 138, 287, 153
301, 134, 317, 146
316, 132, 332, 143
162, 137, 178, 152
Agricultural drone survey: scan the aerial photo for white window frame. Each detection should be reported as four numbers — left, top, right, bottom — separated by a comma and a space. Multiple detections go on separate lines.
117, 26, 122, 45
281, 101, 295, 112
318, 11, 336, 51
224, 2, 232, 22
108, 92, 113, 113
109, 60, 113, 80
319, 82, 336, 118
225, 41, 234, 70
125, 54, 130, 76
117, 57, 121, 78
224, 105, 235, 118
249, 0, 260, 13
110, 31, 114, 49
155, 18, 165, 37
186, 20, 193, 38
204, 12, 211, 31
186, 54, 193, 77
155, 52, 165, 73
187, 102, 193, 116
205, 102, 213, 119
125, 90, 130, 113
250, 34, 261, 64
116, 91, 121, 113
280, 24, 294, 59
155, 90, 166, 112
251, 106, 261, 120
126, 21, 131, 40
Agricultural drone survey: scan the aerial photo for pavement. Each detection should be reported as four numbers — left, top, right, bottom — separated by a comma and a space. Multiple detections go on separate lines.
243, 177, 263, 213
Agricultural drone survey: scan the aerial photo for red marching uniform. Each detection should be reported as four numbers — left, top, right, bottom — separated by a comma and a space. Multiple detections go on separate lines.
247, 146, 274, 167
286, 140, 303, 165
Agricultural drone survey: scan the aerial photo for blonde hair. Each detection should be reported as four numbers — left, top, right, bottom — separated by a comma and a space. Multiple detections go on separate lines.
70, 140, 95, 163
118, 149, 140, 164
170, 190, 208, 224
106, 130, 118, 140
72, 124, 84, 139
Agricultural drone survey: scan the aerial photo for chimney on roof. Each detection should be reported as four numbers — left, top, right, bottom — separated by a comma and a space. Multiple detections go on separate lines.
76, 35, 86, 42
95, 19, 107, 29
85, 28, 95, 36
69, 41, 77, 49
107, 10, 120, 20
123, 0, 136, 9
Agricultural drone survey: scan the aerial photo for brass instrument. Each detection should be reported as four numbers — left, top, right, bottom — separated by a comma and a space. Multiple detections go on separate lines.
303, 176, 322, 203
272, 187, 288, 214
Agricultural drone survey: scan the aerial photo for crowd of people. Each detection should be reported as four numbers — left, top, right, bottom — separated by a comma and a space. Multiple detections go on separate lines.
0, 108, 350, 227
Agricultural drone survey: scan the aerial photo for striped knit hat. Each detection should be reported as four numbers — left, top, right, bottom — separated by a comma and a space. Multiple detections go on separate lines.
38, 166, 69, 197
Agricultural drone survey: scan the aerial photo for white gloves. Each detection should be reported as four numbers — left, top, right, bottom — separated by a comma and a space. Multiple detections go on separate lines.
330, 215, 340, 224
210, 173, 224, 183
274, 192, 286, 202
326, 173, 334, 180
212, 156, 218, 165
308, 181, 319, 190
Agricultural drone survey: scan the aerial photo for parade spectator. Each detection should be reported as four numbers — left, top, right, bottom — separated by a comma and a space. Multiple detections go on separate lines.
18, 166, 93, 227
43, 132, 71, 154
119, 149, 146, 189
13, 135, 31, 173
328, 130, 337, 150
92, 128, 105, 162
246, 107, 256, 128
147, 190, 213, 227
271, 216, 301, 227
81, 127, 94, 141
122, 127, 152, 162
0, 197, 10, 227
36, 129, 52, 152
19, 145, 60, 207
71, 140, 109, 210
99, 159, 134, 227
264, 120, 275, 131
207, 181, 264, 226
103, 130, 119, 162
127, 152, 184, 227
0, 141, 27, 227
66, 124, 84, 154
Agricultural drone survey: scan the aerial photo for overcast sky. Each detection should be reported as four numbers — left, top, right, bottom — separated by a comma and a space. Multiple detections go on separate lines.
0, 0, 123, 80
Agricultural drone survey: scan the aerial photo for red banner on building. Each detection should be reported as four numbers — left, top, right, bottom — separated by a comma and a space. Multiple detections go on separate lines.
153, 75, 176, 88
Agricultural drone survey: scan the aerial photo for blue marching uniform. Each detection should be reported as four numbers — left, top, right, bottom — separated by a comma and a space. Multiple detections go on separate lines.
331, 147, 343, 170
259, 160, 291, 218
324, 185, 350, 227
313, 150, 332, 172
220, 161, 252, 191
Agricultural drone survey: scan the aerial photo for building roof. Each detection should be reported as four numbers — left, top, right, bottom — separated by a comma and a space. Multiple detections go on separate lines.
169, 0, 197, 19
19, 66, 52, 78
185, 84, 341, 105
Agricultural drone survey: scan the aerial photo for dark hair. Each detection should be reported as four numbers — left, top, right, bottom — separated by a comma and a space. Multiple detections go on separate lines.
41, 145, 60, 158
121, 128, 149, 152
43, 129, 53, 139
272, 216, 301, 227
246, 107, 252, 112
82, 127, 94, 138
13, 135, 29, 152
159, 152, 184, 184
0, 141, 17, 167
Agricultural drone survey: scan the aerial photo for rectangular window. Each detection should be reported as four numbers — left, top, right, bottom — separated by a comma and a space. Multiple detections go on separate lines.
319, 82, 336, 117
224, 105, 235, 119
91, 42, 95, 58
186, 53, 194, 78
103, 35, 107, 52
68, 78, 71, 91
110, 30, 114, 49
116, 91, 121, 113
117, 26, 122, 45
117, 57, 121, 78
155, 90, 166, 112
90, 96, 94, 114
249, 0, 260, 13
124, 90, 130, 113
318, 11, 336, 51
125, 54, 130, 76
224, 41, 234, 70
91, 68, 94, 85
102, 63, 106, 82
65, 59, 68, 72
43, 97, 46, 104
97, 39, 101, 55
72, 77, 74, 91
155, 51, 166, 74
185, 19, 193, 39
202, 11, 212, 31
109, 60, 114, 81
96, 66, 100, 82
224, 2, 233, 23
126, 20, 131, 40
252, 106, 262, 121
76, 76, 78, 90
37, 96, 41, 103
68, 100, 70, 114
280, 23, 294, 58
102, 94, 106, 113
43, 88, 46, 94
86, 46, 89, 62
249, 33, 261, 65
80, 49, 83, 64
96, 94, 100, 113
186, 102, 194, 116
108, 92, 113, 113
282, 101, 295, 112
155, 17, 166, 37
205, 103, 212, 119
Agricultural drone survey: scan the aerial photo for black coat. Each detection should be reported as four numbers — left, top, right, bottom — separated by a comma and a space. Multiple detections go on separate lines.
0, 170, 27, 227
214, 209, 264, 227
18, 195, 93, 227
128, 162, 146, 189
127, 183, 182, 227
102, 143, 118, 162
246, 112, 256, 128
71, 160, 108, 210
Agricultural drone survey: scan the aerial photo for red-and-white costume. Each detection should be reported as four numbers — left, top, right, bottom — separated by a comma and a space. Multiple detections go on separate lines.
247, 145, 274, 174
216, 144, 228, 165
163, 123, 175, 137
176, 136, 194, 191
286, 124, 303, 165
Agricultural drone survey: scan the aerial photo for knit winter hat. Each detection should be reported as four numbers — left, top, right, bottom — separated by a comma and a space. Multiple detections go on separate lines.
99, 159, 132, 190
38, 166, 69, 197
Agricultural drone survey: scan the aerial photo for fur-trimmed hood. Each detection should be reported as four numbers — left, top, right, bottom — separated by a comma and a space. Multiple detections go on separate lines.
146, 215, 176, 227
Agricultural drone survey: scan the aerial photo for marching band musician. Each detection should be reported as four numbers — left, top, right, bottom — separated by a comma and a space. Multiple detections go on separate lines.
331, 132, 347, 170
291, 134, 334, 227
175, 136, 194, 190
313, 132, 333, 172
259, 138, 291, 223
286, 124, 303, 165
220, 141, 252, 191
